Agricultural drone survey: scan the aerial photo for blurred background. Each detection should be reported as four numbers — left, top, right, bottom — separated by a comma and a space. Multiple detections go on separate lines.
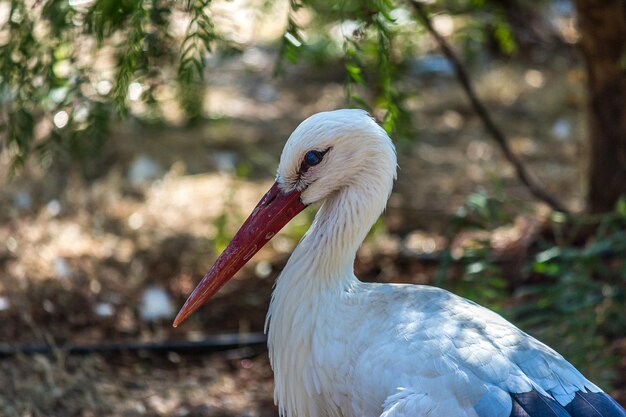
0, 0, 625, 415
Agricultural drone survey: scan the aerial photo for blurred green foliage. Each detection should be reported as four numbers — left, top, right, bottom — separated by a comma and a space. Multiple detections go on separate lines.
437, 189, 512, 310
516, 208, 626, 385
0, 0, 526, 169
445, 191, 626, 388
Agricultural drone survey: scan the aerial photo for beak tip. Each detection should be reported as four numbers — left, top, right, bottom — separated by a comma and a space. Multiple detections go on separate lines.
172, 310, 187, 328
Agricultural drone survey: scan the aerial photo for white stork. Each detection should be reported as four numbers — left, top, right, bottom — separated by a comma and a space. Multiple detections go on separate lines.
173, 109, 626, 417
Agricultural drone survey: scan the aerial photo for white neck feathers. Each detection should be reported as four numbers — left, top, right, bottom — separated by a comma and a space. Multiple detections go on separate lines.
266, 145, 396, 417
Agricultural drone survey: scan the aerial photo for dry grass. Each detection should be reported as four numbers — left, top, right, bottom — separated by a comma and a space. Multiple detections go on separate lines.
0, 351, 276, 417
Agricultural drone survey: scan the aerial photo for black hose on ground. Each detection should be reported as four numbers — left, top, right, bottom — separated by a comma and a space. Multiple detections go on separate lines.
0, 332, 267, 357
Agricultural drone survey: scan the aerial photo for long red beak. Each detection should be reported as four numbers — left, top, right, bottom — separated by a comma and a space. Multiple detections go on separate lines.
173, 181, 306, 327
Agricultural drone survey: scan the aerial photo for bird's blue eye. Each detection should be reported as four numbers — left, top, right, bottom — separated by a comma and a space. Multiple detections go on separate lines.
305, 150, 323, 166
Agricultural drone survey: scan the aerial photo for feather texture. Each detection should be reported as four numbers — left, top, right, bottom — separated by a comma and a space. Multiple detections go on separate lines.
507, 390, 626, 417
565, 392, 626, 417
510, 390, 571, 417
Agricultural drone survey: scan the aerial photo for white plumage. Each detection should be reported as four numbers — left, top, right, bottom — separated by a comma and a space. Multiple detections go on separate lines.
176, 109, 626, 417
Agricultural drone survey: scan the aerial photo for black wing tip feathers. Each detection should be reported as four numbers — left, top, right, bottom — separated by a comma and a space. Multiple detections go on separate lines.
510, 390, 570, 417
509, 390, 626, 417
565, 391, 626, 417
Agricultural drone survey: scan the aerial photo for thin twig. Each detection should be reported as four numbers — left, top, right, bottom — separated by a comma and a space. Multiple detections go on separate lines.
409, 0, 570, 214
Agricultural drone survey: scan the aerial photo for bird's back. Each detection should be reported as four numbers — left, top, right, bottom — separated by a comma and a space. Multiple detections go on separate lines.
332, 283, 626, 417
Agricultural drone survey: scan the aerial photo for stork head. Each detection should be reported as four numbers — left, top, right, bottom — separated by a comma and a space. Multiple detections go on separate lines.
173, 109, 396, 326
277, 109, 396, 205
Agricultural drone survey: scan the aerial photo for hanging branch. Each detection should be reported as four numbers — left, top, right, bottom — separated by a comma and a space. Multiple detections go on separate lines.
409, 0, 570, 214
273, 0, 305, 75
113, 1, 148, 115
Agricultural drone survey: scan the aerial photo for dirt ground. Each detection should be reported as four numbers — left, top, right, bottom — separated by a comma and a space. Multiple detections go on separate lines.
1, 37, 624, 416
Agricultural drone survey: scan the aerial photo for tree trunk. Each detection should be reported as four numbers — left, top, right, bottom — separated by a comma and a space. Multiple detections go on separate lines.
573, 0, 626, 213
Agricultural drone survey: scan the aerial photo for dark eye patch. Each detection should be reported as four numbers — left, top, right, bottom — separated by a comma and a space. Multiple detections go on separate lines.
298, 147, 331, 175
